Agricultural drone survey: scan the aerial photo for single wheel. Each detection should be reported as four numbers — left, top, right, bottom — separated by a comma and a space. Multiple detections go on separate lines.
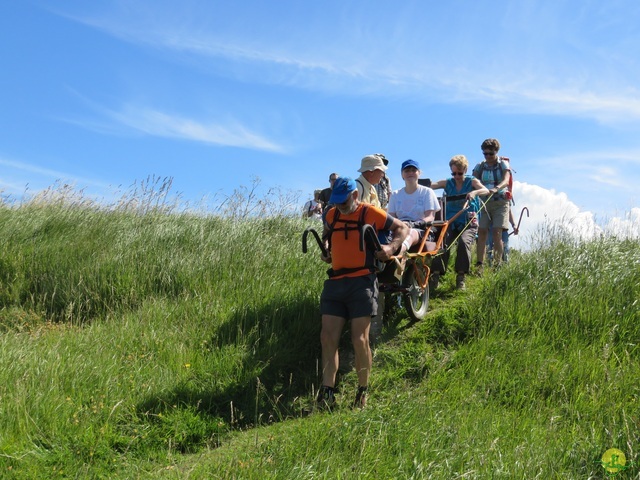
401, 265, 429, 321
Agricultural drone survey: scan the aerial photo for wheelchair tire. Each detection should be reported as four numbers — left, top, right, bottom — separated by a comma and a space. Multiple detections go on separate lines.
402, 266, 430, 321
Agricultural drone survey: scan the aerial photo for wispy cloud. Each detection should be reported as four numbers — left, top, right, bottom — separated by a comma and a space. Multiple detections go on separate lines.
56, 2, 640, 124
0, 157, 110, 189
526, 149, 640, 192
59, 90, 288, 153
107, 105, 288, 153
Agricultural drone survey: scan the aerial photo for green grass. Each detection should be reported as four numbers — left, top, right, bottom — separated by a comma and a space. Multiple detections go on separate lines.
0, 186, 638, 479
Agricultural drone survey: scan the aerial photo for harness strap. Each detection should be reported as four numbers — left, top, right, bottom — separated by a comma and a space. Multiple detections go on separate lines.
326, 205, 369, 252
327, 266, 376, 278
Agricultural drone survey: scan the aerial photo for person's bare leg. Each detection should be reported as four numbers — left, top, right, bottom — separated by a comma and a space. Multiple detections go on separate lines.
320, 314, 346, 387
350, 316, 372, 388
492, 227, 503, 267
476, 228, 489, 265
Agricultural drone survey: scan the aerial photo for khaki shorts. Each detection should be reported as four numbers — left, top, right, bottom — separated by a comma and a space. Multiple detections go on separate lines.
479, 198, 510, 230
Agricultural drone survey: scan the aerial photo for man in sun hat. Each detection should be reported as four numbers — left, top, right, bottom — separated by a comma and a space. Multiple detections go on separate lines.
373, 153, 392, 210
316, 177, 408, 409
355, 154, 388, 208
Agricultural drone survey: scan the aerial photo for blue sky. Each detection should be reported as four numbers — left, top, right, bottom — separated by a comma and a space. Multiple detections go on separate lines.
2, 0, 640, 248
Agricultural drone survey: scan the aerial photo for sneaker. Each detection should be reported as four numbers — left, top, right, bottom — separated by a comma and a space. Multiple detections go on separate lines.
353, 386, 367, 409
456, 274, 466, 290
428, 272, 440, 290
316, 385, 336, 410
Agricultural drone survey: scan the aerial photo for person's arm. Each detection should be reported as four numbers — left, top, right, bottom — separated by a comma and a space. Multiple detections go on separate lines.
421, 210, 437, 223
320, 221, 332, 263
468, 178, 489, 199
430, 179, 446, 190
420, 189, 440, 223
490, 170, 511, 195
376, 217, 409, 261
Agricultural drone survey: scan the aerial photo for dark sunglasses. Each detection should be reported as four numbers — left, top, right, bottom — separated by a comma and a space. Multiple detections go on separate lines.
451, 172, 465, 176
482, 151, 496, 156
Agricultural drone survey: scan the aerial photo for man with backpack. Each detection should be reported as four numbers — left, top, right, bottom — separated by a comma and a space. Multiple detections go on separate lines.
472, 138, 512, 274
317, 177, 408, 409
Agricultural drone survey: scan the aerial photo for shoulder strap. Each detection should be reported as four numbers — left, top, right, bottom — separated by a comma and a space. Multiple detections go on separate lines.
358, 204, 369, 227
325, 205, 371, 254
473, 162, 485, 179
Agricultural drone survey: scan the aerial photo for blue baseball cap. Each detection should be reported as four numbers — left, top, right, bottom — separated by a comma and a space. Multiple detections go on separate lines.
329, 177, 357, 204
401, 159, 420, 171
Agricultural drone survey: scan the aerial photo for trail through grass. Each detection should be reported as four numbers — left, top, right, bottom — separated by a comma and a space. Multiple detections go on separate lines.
0, 190, 638, 478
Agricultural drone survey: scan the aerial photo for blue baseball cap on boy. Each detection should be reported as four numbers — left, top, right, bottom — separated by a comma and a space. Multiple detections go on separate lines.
329, 177, 357, 204
401, 159, 420, 171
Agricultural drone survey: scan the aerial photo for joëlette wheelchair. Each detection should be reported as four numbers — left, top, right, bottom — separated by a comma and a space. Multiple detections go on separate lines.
302, 188, 469, 322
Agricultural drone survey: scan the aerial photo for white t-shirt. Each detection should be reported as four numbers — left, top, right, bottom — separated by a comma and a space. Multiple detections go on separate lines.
388, 185, 440, 221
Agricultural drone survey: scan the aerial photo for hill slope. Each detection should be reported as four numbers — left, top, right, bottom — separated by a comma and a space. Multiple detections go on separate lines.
0, 201, 638, 478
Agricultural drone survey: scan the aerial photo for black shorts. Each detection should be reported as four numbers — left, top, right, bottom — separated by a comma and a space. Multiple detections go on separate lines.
320, 273, 379, 319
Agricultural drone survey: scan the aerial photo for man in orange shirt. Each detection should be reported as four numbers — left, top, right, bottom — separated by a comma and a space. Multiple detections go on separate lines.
317, 177, 408, 409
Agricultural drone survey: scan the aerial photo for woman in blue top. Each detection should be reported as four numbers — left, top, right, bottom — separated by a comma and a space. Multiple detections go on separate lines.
430, 155, 488, 290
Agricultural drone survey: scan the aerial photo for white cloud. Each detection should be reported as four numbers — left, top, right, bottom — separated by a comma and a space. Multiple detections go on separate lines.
59, 93, 288, 153
108, 105, 287, 153
508, 181, 640, 251
602, 208, 640, 239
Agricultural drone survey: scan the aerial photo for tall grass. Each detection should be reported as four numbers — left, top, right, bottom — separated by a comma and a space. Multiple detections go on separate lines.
0, 182, 638, 478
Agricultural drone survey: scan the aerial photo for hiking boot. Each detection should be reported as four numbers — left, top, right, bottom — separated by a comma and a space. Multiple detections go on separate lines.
316, 385, 336, 411
456, 274, 466, 290
353, 386, 367, 409
428, 272, 440, 290
474, 262, 484, 277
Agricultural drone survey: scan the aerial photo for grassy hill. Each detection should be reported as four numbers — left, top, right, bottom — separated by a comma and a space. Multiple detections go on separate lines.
0, 192, 638, 479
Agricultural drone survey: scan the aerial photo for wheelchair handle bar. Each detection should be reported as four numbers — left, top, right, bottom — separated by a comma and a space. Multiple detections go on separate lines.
302, 227, 328, 257
360, 224, 383, 253
510, 206, 529, 236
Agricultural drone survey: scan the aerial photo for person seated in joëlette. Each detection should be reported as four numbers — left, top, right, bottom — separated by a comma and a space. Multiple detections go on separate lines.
387, 159, 441, 254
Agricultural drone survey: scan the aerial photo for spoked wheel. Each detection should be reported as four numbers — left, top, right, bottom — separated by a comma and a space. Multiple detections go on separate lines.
401, 264, 430, 321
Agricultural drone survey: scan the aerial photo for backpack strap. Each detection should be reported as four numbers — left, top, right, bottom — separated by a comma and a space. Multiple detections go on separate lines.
478, 159, 508, 191
324, 205, 371, 252
355, 179, 365, 198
